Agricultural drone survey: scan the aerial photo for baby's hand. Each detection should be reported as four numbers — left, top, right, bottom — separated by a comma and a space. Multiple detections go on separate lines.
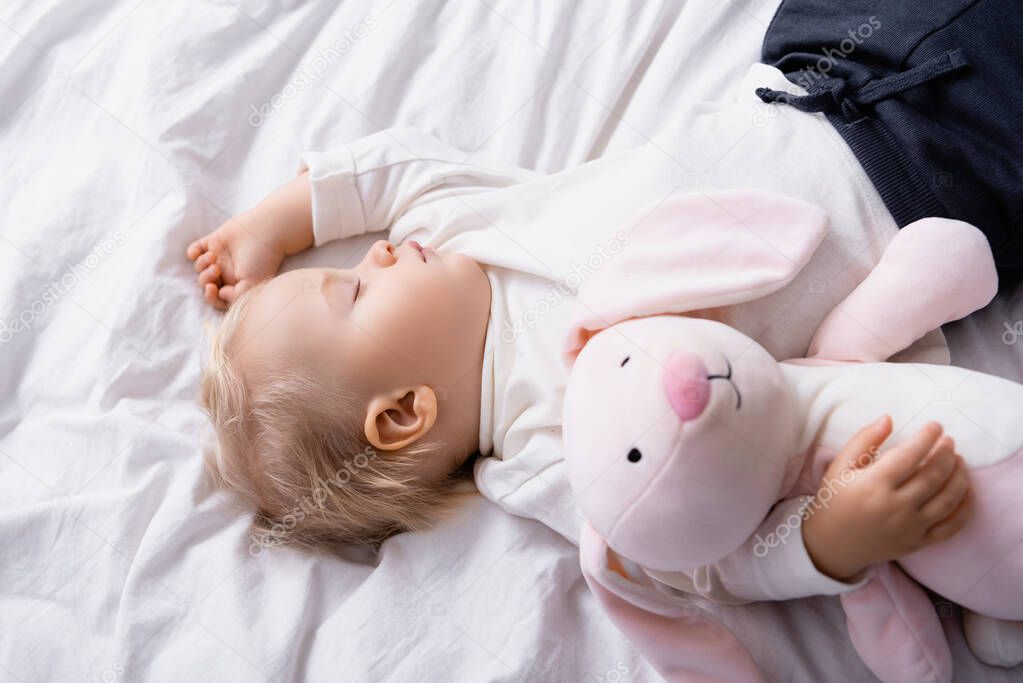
803, 416, 973, 581
187, 172, 313, 309
187, 209, 286, 310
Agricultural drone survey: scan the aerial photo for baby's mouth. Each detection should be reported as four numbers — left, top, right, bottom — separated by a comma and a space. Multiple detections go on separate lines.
407, 240, 431, 262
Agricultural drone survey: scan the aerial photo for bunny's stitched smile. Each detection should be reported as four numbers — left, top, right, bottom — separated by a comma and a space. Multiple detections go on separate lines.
707, 355, 742, 410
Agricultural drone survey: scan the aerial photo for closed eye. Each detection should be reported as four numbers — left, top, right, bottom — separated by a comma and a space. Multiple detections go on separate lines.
620, 356, 630, 367
320, 273, 360, 311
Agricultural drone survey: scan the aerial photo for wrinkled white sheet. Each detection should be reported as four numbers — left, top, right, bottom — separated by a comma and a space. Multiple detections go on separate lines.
1, 0, 1020, 681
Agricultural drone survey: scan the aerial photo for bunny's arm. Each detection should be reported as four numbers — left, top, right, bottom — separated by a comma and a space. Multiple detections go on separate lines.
645, 496, 868, 603
807, 218, 997, 362
580, 524, 766, 683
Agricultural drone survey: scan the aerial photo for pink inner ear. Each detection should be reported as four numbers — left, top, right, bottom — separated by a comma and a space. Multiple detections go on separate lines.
561, 192, 828, 355
662, 351, 710, 421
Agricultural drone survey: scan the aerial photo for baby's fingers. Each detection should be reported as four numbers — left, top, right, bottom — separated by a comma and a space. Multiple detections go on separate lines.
193, 250, 217, 272
204, 283, 227, 310
187, 237, 208, 261
835, 415, 892, 471
923, 488, 974, 545
218, 280, 250, 305
198, 263, 221, 287
918, 455, 969, 522
899, 436, 958, 505
877, 422, 944, 486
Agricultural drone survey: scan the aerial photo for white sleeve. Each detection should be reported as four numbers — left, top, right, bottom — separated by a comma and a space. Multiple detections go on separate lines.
297, 127, 536, 246
648, 497, 868, 603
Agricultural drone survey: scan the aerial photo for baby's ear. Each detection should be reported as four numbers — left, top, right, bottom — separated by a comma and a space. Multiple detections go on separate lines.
363, 386, 437, 451
564, 190, 828, 365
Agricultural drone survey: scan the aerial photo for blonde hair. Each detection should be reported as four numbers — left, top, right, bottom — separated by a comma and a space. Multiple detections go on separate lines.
199, 281, 474, 553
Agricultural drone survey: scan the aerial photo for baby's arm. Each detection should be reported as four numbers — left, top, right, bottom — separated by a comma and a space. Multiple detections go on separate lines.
188, 127, 537, 308
187, 173, 313, 309
296, 127, 536, 247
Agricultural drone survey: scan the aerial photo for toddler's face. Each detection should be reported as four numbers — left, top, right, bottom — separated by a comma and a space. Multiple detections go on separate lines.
232, 240, 490, 472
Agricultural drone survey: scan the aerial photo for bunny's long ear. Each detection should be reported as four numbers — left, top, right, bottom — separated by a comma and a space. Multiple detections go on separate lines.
579, 524, 766, 683
564, 190, 828, 365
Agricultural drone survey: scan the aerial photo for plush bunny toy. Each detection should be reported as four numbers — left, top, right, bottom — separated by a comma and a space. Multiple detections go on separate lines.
562, 191, 1023, 683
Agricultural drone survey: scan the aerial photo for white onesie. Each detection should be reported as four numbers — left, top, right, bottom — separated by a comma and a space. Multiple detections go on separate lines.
297, 62, 949, 604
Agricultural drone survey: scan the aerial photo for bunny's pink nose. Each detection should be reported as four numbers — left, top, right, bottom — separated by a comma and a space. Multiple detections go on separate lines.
662, 351, 710, 421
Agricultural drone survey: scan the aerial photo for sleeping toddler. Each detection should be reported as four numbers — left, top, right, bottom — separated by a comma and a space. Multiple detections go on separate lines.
189, 44, 1023, 667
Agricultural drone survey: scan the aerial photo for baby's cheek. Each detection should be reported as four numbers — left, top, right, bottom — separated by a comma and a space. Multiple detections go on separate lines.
418, 448, 461, 482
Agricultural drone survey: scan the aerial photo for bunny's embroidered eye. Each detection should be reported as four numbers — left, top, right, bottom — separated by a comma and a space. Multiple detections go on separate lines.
620, 356, 630, 367
627, 448, 642, 463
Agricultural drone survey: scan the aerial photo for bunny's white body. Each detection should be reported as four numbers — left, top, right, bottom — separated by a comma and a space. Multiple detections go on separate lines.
784, 360, 1021, 472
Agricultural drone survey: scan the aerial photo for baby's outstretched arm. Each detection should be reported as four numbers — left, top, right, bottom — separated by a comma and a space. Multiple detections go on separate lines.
186, 172, 313, 309
803, 416, 974, 581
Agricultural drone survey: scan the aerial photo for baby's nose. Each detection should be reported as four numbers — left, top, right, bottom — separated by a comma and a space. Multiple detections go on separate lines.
662, 351, 710, 421
370, 240, 396, 267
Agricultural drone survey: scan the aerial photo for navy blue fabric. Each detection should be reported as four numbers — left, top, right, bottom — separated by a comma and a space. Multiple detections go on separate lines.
760, 0, 1023, 287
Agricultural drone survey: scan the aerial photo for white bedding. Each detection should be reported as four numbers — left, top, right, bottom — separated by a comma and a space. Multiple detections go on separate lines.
1, 0, 1021, 681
